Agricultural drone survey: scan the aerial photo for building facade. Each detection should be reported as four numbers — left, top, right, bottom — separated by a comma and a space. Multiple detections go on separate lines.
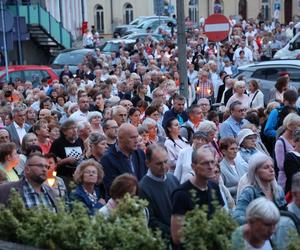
87, 0, 300, 35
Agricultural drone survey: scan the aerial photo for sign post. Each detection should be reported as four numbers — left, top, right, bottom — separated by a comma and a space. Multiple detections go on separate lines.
204, 14, 230, 72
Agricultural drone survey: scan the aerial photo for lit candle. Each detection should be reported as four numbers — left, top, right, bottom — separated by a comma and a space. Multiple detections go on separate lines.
196, 86, 200, 92
207, 88, 211, 95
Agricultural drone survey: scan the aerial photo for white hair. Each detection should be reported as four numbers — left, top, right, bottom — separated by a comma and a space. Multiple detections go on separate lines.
87, 111, 102, 123
283, 113, 300, 128
142, 117, 156, 128
234, 80, 246, 89
77, 121, 90, 131
198, 120, 217, 133
246, 197, 280, 223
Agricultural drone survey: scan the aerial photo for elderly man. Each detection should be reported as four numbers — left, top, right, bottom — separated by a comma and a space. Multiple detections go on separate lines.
0, 153, 58, 212
171, 146, 224, 246
219, 101, 249, 139
111, 105, 128, 126
101, 123, 147, 196
6, 105, 30, 150
139, 143, 179, 239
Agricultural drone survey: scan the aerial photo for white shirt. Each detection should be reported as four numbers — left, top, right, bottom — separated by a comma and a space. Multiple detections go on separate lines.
211, 72, 222, 99
69, 110, 89, 123
233, 47, 253, 62
13, 121, 27, 144
249, 90, 264, 109
174, 146, 193, 184
164, 138, 189, 169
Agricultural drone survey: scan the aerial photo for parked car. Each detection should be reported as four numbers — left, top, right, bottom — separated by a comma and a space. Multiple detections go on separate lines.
122, 33, 163, 42
273, 33, 300, 59
51, 48, 96, 75
0, 65, 58, 86
127, 18, 176, 35
99, 39, 136, 55
233, 60, 300, 102
113, 16, 175, 38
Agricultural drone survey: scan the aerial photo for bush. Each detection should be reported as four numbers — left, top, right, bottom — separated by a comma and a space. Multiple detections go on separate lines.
0, 190, 165, 250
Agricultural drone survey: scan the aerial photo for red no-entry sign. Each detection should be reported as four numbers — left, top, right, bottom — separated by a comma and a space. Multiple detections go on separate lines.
204, 14, 230, 42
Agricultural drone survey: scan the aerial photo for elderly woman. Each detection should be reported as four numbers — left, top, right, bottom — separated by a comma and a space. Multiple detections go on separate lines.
72, 159, 105, 215
86, 132, 108, 161
275, 113, 300, 190
99, 173, 139, 218
198, 120, 222, 159
175, 131, 209, 184
248, 79, 264, 109
226, 81, 250, 110
164, 117, 189, 171
220, 137, 246, 199
284, 128, 300, 194
87, 111, 103, 134
233, 153, 286, 225
231, 197, 280, 249
142, 117, 165, 144
235, 128, 259, 173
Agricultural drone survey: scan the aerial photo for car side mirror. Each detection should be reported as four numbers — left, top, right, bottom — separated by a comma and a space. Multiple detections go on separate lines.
289, 42, 294, 51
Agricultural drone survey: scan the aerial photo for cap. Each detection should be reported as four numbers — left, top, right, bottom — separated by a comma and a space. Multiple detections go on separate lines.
237, 128, 257, 146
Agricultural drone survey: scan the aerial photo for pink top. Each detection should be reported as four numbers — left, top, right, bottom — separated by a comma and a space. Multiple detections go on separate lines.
226, 94, 250, 110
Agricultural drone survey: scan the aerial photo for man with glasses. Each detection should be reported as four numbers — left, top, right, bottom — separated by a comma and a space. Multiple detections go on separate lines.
0, 153, 58, 212
171, 146, 224, 246
219, 101, 249, 139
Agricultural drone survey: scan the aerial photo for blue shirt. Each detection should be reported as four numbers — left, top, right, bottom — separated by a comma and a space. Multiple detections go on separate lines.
264, 106, 282, 138
219, 116, 249, 139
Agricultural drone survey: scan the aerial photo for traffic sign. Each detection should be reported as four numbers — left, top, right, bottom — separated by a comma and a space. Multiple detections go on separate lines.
204, 14, 230, 42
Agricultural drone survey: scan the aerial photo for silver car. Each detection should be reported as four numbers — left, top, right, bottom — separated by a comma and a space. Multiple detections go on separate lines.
233, 60, 300, 102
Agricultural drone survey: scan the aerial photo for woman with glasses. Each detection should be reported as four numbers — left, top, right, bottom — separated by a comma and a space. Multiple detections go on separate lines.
225, 81, 250, 111
220, 137, 246, 199
71, 159, 105, 215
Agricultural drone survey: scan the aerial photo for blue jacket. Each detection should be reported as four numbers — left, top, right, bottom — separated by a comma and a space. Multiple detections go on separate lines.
233, 185, 286, 225
264, 105, 283, 138
162, 108, 188, 129
71, 185, 103, 215
101, 144, 147, 197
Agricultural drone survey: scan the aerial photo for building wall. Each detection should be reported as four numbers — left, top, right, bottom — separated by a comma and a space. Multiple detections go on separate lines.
86, 0, 299, 35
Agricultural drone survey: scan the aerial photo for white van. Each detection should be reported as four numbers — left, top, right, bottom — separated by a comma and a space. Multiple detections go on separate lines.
273, 32, 300, 59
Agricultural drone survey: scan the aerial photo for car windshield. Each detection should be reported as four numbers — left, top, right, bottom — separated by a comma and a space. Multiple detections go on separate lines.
53, 52, 87, 65
101, 42, 120, 53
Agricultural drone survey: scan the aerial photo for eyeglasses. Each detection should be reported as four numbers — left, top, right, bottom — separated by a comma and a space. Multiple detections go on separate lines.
237, 108, 246, 113
28, 164, 50, 169
83, 170, 98, 175
108, 126, 118, 129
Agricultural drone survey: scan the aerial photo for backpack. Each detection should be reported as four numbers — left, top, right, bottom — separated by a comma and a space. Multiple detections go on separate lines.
280, 210, 300, 235
273, 137, 286, 179
181, 126, 194, 144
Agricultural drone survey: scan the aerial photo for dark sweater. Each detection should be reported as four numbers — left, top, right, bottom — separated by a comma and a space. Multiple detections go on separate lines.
284, 151, 300, 193
139, 173, 179, 237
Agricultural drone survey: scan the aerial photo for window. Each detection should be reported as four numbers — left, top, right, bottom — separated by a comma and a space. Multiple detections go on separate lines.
95, 5, 104, 33
261, 0, 269, 20
293, 35, 300, 50
188, 0, 198, 23
8, 71, 23, 83
214, 0, 223, 14
286, 68, 300, 82
23, 70, 46, 82
252, 68, 280, 81
124, 3, 133, 24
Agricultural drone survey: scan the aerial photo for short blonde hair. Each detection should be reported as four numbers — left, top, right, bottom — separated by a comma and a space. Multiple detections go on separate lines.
283, 113, 300, 128
73, 159, 104, 185
234, 80, 246, 89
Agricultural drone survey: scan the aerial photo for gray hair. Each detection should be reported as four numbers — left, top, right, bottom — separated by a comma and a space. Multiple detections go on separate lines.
88, 132, 106, 145
87, 111, 102, 123
283, 113, 300, 128
111, 105, 127, 117
12, 104, 27, 116
291, 172, 300, 192
246, 197, 280, 223
234, 80, 246, 89
198, 120, 217, 133
142, 117, 156, 128
247, 153, 280, 199
191, 146, 214, 164
77, 121, 90, 132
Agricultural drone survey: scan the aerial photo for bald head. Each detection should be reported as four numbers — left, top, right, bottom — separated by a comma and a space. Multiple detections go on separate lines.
118, 123, 139, 154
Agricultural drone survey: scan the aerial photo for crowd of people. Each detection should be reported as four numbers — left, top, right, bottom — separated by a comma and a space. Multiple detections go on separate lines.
0, 14, 300, 249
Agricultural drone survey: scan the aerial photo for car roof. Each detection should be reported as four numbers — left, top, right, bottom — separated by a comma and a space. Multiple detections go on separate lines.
0, 65, 53, 72
238, 60, 300, 70
56, 48, 96, 54
105, 39, 136, 44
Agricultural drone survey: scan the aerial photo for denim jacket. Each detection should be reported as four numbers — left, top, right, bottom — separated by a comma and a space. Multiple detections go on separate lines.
233, 185, 286, 225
